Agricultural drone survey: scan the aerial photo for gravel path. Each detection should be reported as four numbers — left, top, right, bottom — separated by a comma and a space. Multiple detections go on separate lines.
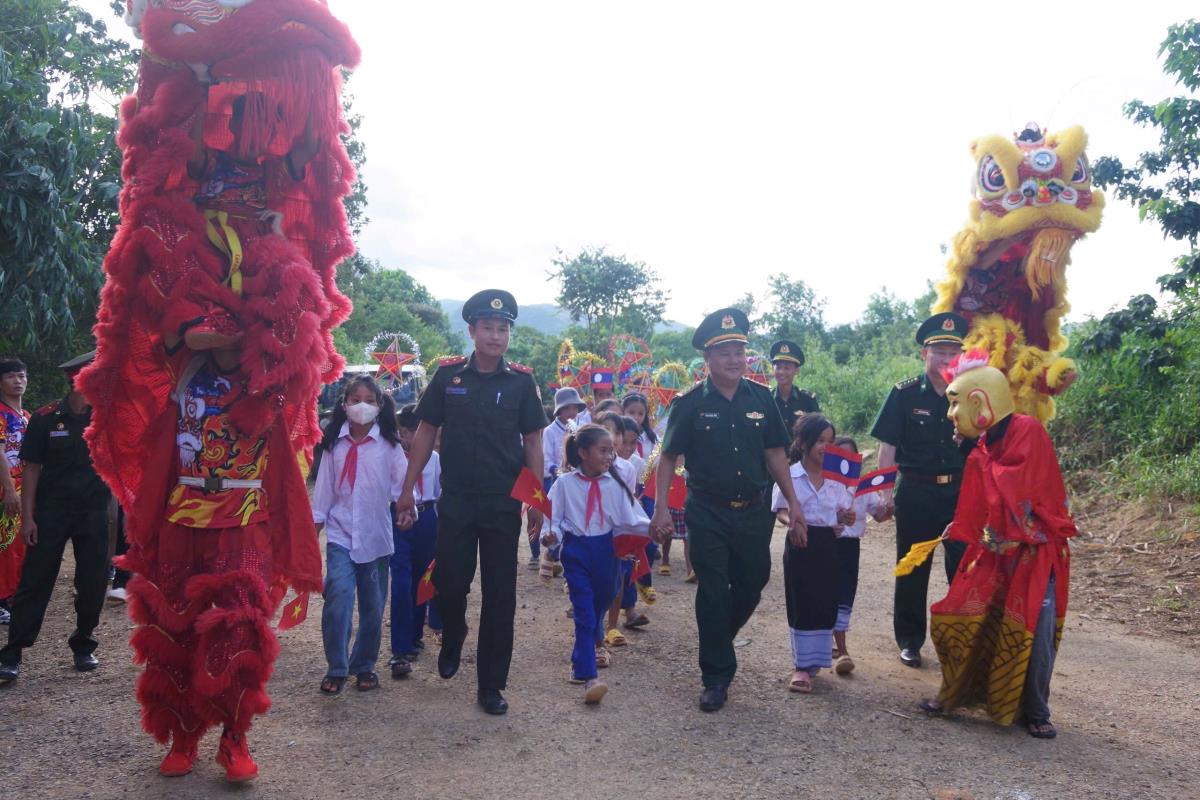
2, 521, 1196, 800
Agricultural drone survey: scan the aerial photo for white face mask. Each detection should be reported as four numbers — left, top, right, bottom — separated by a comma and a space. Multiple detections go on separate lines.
345, 402, 380, 426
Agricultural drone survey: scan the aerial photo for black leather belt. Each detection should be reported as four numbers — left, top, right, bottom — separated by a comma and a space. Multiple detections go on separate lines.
899, 469, 960, 486
691, 489, 765, 510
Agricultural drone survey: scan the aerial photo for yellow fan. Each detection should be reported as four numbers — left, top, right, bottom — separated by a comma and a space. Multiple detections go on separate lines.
894, 538, 941, 576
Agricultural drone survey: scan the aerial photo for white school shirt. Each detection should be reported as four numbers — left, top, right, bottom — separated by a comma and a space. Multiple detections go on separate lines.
312, 422, 409, 563
771, 463, 851, 527
613, 454, 638, 493
839, 489, 885, 539
636, 431, 655, 460
543, 417, 573, 477
548, 471, 651, 539
627, 451, 647, 488
414, 450, 442, 504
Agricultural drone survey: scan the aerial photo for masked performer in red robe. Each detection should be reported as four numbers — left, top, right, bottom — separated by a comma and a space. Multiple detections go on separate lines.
918, 351, 1075, 739
78, 0, 358, 782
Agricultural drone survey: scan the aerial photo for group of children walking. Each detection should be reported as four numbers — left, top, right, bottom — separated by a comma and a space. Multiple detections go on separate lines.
311, 375, 884, 704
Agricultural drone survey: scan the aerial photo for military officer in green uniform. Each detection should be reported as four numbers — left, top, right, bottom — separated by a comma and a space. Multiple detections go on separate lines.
650, 308, 805, 712
395, 290, 547, 716
870, 312, 968, 668
769, 339, 819, 426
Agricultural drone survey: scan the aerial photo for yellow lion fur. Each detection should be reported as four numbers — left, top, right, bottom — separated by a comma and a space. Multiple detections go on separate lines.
933, 125, 1104, 422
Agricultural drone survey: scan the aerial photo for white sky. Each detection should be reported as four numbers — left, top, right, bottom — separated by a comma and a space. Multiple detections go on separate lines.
88, 1, 1198, 325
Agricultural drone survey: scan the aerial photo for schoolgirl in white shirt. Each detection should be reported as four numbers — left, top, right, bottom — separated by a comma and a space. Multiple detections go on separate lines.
771, 413, 854, 695
542, 425, 650, 704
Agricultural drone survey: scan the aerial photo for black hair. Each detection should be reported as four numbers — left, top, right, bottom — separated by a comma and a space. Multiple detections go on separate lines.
593, 410, 623, 436
563, 424, 635, 505
0, 356, 26, 378
594, 398, 622, 415
396, 403, 420, 431
619, 415, 641, 437
621, 392, 658, 445
833, 435, 858, 454
788, 413, 835, 465
320, 374, 401, 452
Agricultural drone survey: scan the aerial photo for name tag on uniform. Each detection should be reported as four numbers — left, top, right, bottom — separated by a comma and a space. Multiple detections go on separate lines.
699, 411, 720, 419
912, 408, 931, 417
446, 388, 468, 396
50, 431, 70, 438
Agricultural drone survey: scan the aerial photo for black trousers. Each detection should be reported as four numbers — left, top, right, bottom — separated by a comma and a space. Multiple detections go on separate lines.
432, 492, 521, 691
0, 506, 109, 663
893, 480, 965, 652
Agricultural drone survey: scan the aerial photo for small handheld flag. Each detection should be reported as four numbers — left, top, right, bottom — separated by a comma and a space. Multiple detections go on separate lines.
277, 593, 309, 631
511, 467, 552, 516
614, 533, 651, 584
821, 445, 863, 487
415, 559, 437, 605
894, 538, 940, 576
855, 466, 898, 497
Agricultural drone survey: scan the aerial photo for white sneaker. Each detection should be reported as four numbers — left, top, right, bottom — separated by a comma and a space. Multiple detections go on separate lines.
106, 587, 128, 603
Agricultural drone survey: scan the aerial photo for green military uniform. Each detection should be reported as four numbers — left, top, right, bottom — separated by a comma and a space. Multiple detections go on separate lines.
661, 309, 790, 692
869, 313, 968, 656
769, 340, 819, 428
415, 291, 547, 694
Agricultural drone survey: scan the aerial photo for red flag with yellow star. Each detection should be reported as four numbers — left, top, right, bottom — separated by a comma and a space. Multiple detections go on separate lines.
510, 467, 552, 516
277, 593, 309, 631
416, 559, 437, 605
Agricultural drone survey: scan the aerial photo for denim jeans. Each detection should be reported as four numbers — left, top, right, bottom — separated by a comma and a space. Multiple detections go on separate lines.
1022, 571, 1059, 722
321, 543, 389, 678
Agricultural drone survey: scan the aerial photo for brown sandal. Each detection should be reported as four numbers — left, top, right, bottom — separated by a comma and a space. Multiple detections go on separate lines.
355, 672, 380, 691
319, 676, 346, 695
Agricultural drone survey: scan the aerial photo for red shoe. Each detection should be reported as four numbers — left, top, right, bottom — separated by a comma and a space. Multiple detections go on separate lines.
158, 736, 198, 777
215, 729, 258, 783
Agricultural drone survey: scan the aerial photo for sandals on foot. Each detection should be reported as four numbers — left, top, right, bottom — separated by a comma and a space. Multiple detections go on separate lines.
355, 672, 380, 691
623, 613, 650, 630
319, 676, 346, 695
658, 564, 671, 576
918, 698, 944, 714
595, 646, 612, 668
788, 669, 812, 694
1026, 719, 1057, 739
604, 628, 627, 647
833, 654, 855, 675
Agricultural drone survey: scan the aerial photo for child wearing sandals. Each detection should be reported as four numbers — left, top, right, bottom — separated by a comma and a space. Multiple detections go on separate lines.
771, 414, 855, 694
312, 376, 407, 695
830, 435, 889, 676
542, 424, 650, 704
595, 412, 649, 646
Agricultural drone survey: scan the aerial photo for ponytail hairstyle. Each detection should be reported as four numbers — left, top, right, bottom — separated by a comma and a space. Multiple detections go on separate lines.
788, 412, 834, 465
564, 423, 636, 505
396, 402, 420, 432
621, 392, 658, 445
320, 374, 402, 452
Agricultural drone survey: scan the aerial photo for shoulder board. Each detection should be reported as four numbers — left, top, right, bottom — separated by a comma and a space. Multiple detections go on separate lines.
437, 356, 467, 368
35, 400, 61, 416
894, 376, 920, 391
509, 362, 534, 376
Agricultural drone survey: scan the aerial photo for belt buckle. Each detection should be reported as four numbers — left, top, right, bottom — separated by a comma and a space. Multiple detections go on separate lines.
203, 476, 221, 494
729, 499, 748, 510
936, 474, 951, 485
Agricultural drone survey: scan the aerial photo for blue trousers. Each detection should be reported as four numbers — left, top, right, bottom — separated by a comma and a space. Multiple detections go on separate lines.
390, 505, 439, 657
561, 532, 617, 681
322, 543, 389, 678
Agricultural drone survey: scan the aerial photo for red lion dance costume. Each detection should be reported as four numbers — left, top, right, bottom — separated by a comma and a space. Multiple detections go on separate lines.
78, 0, 358, 782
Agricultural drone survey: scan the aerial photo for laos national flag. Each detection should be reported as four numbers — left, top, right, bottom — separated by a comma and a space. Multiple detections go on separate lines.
821, 445, 862, 487
855, 466, 898, 497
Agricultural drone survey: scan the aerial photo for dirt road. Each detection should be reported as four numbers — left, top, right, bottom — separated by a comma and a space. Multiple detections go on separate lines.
2, 522, 1196, 800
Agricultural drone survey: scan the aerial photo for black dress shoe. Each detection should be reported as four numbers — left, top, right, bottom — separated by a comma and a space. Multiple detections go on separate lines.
477, 688, 508, 715
389, 656, 412, 679
73, 653, 99, 672
899, 648, 922, 668
0, 662, 18, 685
438, 636, 463, 680
699, 683, 728, 712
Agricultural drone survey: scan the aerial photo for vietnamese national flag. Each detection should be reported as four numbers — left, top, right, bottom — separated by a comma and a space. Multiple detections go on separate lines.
614, 533, 651, 584
277, 593, 309, 631
821, 445, 863, 487
415, 559, 437, 605
642, 470, 687, 510
855, 466, 898, 497
511, 467, 552, 516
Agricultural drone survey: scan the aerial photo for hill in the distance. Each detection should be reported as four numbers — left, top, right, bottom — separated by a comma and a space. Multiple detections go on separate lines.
440, 299, 686, 339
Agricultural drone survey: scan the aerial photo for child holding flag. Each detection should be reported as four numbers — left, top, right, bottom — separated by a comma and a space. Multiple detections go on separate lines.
772, 414, 854, 694
313, 377, 407, 694
830, 436, 891, 675
541, 424, 650, 704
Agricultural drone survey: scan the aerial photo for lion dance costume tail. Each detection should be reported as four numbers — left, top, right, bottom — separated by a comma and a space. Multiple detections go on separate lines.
77, 1, 359, 776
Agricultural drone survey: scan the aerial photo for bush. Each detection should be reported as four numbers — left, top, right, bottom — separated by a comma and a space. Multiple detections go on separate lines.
799, 343, 920, 438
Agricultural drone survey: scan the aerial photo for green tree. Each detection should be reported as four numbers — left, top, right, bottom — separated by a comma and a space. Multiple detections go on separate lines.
755, 273, 827, 348
504, 325, 560, 401
550, 247, 667, 353
338, 263, 462, 364
0, 0, 135, 360
649, 328, 697, 366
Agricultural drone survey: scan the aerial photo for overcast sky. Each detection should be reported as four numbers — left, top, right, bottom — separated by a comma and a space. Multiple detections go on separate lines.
89, 1, 1198, 326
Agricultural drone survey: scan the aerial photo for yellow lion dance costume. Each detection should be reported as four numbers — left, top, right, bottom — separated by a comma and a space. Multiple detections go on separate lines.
933, 123, 1104, 422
